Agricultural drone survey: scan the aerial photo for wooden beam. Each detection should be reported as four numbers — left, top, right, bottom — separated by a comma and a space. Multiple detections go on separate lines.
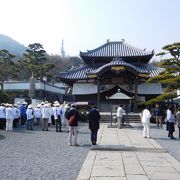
111, 66, 125, 71
87, 74, 97, 78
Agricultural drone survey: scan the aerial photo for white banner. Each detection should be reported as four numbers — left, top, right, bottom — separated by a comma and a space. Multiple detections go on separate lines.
72, 83, 115, 95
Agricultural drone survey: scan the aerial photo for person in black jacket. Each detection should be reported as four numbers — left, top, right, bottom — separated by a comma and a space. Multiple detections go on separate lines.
67, 104, 80, 146
154, 104, 163, 128
88, 105, 101, 145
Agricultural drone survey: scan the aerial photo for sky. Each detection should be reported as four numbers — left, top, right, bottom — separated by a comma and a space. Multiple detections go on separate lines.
0, 0, 180, 60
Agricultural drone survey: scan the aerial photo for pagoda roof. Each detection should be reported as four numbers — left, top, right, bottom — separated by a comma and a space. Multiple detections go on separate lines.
80, 40, 154, 63
87, 58, 149, 76
58, 61, 163, 83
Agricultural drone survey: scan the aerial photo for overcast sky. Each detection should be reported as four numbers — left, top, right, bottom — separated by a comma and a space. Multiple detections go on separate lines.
0, 0, 180, 59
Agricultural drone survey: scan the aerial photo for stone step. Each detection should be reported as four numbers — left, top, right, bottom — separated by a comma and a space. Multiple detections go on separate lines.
100, 112, 141, 123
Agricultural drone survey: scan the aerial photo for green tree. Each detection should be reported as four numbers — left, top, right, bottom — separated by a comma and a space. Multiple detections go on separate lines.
0, 49, 16, 90
0, 90, 10, 103
22, 43, 47, 79
146, 42, 180, 104
21, 43, 55, 80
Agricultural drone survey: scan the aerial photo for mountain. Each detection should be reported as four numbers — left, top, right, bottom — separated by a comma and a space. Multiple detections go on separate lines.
0, 34, 27, 57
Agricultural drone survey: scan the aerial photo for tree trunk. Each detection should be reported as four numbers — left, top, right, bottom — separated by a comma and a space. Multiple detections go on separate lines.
0, 82, 4, 91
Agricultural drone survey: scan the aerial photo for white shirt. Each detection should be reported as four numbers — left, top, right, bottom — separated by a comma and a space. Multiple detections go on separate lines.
116, 107, 125, 118
0, 106, 6, 118
12, 107, 20, 119
26, 108, 34, 120
166, 109, 175, 122
5, 107, 14, 120
41, 107, 52, 119
141, 109, 151, 123
34, 108, 42, 118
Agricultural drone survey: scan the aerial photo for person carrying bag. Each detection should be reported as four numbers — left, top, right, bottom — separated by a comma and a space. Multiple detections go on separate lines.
67, 105, 80, 146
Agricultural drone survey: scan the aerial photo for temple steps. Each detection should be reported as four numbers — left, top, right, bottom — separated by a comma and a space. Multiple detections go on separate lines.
100, 112, 141, 123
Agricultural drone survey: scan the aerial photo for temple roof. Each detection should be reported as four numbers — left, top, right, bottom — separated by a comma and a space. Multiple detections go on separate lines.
58, 61, 163, 83
87, 58, 149, 76
80, 40, 154, 64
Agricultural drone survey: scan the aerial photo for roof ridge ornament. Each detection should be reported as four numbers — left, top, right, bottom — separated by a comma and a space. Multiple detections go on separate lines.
112, 57, 125, 62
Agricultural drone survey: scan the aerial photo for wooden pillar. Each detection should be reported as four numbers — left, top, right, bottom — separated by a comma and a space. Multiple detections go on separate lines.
134, 77, 138, 112
97, 78, 100, 110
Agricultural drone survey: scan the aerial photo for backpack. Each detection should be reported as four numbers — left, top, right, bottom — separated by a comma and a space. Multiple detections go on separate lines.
65, 107, 70, 119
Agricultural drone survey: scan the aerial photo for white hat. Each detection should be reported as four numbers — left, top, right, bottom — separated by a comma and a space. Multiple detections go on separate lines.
54, 101, 59, 104
41, 102, 45, 105
54, 103, 60, 107
44, 103, 50, 107
37, 104, 41, 108
28, 104, 33, 109
22, 101, 28, 105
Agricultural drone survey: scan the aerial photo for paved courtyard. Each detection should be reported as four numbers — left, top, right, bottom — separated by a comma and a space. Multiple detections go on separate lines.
77, 123, 180, 180
0, 123, 90, 180
0, 122, 180, 180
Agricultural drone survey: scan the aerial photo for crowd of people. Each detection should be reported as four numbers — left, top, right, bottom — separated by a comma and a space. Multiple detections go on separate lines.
140, 104, 180, 140
0, 101, 71, 132
1, 99, 179, 145
0, 101, 101, 146
115, 103, 180, 140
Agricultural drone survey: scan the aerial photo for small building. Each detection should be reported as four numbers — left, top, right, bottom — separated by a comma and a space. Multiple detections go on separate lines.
58, 40, 163, 111
4, 80, 65, 103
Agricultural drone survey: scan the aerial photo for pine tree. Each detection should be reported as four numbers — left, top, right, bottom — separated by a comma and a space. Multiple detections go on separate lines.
0, 49, 16, 90
146, 42, 180, 105
21, 43, 55, 80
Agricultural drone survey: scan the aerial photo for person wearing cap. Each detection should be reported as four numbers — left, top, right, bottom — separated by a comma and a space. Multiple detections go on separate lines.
34, 104, 42, 128
53, 103, 62, 132
41, 103, 51, 131
0, 103, 6, 129
47, 103, 53, 127
116, 104, 125, 129
26, 105, 34, 130
88, 105, 101, 145
67, 104, 80, 146
141, 105, 152, 138
61, 101, 67, 126
20, 102, 27, 127
5, 104, 14, 131
64, 103, 71, 132
12, 104, 20, 128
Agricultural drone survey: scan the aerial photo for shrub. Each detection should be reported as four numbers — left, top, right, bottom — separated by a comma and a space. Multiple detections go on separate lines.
0, 91, 10, 103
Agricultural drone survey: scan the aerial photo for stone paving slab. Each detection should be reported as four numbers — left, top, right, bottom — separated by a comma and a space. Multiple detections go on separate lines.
77, 123, 180, 180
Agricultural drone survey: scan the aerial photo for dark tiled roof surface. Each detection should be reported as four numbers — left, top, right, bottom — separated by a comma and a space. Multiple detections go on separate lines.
58, 60, 163, 81
58, 64, 101, 80
80, 41, 154, 57
88, 58, 149, 75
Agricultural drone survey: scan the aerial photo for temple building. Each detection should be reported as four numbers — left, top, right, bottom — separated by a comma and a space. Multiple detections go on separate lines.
58, 40, 163, 111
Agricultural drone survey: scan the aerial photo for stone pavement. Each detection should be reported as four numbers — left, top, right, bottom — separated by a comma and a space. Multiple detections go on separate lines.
77, 124, 180, 180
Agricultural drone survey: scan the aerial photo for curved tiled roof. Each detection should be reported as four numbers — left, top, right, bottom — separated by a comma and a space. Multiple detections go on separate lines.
87, 57, 149, 75
140, 64, 164, 77
80, 41, 154, 58
58, 64, 101, 81
58, 62, 163, 82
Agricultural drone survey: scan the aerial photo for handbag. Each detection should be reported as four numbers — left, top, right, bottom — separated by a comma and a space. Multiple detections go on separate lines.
68, 115, 75, 126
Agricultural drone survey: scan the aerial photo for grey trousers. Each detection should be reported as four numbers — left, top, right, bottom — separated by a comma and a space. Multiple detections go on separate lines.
117, 117, 123, 129
68, 126, 78, 145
